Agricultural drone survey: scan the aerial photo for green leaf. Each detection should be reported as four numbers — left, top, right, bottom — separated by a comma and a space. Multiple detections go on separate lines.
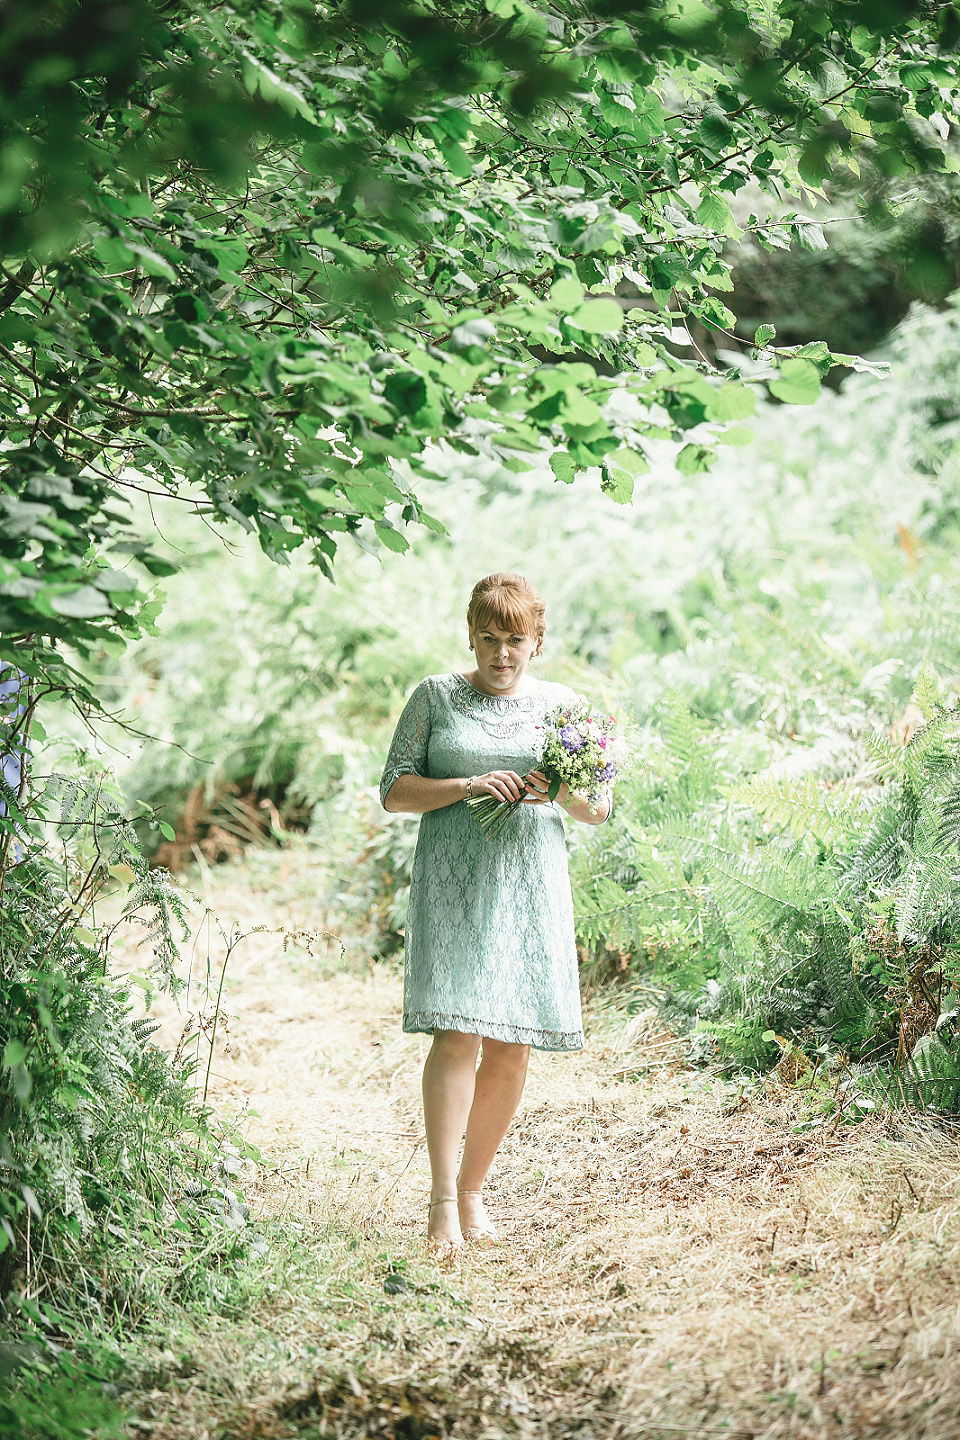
3, 1041, 30, 1102
707, 381, 755, 422
159, 821, 176, 842
601, 464, 634, 504
793, 221, 828, 252
441, 141, 473, 178
716, 427, 755, 446
768, 358, 821, 406
208, 239, 248, 279
754, 323, 776, 347
698, 296, 737, 331
798, 142, 831, 187
607, 447, 649, 476
48, 587, 114, 618
449, 317, 496, 350
696, 191, 740, 238
567, 299, 623, 334
549, 450, 577, 484
384, 371, 428, 416
550, 276, 584, 308
92, 236, 135, 272
676, 443, 713, 474
375, 522, 410, 553
92, 568, 139, 594
55, 1085, 81, 1111
127, 244, 178, 281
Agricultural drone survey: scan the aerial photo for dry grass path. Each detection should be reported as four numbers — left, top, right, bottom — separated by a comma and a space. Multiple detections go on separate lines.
127, 851, 960, 1440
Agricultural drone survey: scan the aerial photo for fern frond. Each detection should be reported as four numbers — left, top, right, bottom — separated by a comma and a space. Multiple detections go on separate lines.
122, 869, 191, 992
130, 1018, 161, 1045
863, 727, 903, 782
843, 796, 915, 897
573, 858, 694, 950
902, 709, 960, 792
728, 773, 873, 849
895, 854, 958, 944
664, 821, 823, 920
911, 667, 946, 721
660, 694, 709, 768
894, 1033, 960, 1113
936, 780, 960, 853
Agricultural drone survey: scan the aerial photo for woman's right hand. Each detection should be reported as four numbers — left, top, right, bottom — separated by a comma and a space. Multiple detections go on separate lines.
473, 770, 526, 802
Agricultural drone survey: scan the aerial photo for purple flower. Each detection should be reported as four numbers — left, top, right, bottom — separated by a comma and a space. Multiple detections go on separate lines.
561, 725, 585, 753
599, 760, 615, 781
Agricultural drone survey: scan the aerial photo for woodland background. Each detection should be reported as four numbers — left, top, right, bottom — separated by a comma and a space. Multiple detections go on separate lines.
3, 2, 960, 1436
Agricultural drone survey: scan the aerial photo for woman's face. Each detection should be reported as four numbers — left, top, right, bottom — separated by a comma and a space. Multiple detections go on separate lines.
468, 621, 539, 694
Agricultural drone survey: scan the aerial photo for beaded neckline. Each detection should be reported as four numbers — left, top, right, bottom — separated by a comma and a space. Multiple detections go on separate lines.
449, 674, 546, 738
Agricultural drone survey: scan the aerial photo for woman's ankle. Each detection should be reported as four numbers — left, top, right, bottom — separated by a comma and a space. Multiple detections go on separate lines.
456, 1179, 486, 1195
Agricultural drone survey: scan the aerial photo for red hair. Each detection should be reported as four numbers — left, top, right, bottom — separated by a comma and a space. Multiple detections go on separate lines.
467, 574, 546, 655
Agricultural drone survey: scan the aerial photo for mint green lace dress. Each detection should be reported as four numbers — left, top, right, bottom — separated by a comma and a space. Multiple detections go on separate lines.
380, 672, 594, 1051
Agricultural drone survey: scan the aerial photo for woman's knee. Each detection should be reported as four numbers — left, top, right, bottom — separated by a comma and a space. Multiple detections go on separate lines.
480, 1038, 530, 1072
430, 1029, 482, 1064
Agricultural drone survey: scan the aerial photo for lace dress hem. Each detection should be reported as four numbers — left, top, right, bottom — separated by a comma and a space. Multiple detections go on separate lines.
403, 1009, 584, 1052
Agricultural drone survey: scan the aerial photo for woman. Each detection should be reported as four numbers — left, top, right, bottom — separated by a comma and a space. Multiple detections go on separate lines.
380, 573, 611, 1249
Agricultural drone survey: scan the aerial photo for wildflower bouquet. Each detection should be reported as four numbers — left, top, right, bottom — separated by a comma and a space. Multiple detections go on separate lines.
466, 699, 620, 840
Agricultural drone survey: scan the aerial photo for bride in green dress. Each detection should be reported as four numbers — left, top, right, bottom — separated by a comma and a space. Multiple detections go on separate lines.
380, 573, 612, 1249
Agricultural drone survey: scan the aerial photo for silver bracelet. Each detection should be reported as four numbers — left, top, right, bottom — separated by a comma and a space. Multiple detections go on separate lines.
466, 776, 474, 799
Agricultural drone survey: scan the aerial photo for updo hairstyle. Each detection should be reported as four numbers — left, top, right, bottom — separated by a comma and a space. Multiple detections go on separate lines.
466, 573, 546, 657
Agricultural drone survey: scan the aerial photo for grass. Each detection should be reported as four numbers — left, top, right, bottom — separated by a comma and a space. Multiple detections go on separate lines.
9, 839, 960, 1439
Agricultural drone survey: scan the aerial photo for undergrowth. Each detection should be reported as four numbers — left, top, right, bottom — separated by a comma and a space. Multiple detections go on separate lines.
0, 740, 265, 1429
572, 678, 960, 1110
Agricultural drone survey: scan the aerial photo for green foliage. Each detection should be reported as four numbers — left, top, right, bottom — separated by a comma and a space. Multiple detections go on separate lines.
86, 533, 443, 862
0, 752, 263, 1326
895, 1022, 960, 1112
3, 0, 959, 702
361, 815, 422, 957
572, 688, 960, 1096
24, 2, 960, 1396
0, 1354, 128, 1440
0, 767, 191, 1272
729, 176, 960, 358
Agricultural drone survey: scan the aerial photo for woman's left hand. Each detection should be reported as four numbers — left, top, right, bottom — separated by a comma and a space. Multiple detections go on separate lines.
523, 769, 569, 806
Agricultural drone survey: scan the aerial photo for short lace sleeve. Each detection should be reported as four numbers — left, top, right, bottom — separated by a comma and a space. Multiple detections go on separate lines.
380, 678, 434, 808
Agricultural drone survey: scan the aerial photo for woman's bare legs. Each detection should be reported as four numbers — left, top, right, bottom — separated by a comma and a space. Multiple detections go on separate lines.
422, 1029, 482, 1244
457, 1038, 530, 1237
422, 1031, 531, 1245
